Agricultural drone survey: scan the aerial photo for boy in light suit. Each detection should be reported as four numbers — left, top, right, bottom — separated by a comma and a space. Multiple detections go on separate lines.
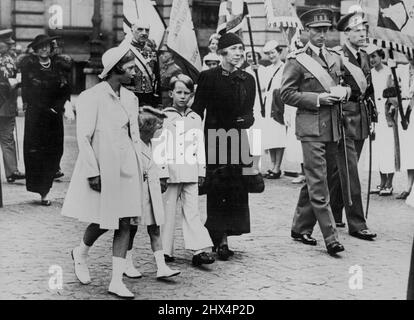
159, 75, 215, 266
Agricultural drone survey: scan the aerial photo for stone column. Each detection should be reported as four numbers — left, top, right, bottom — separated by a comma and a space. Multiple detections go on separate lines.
84, 0, 104, 89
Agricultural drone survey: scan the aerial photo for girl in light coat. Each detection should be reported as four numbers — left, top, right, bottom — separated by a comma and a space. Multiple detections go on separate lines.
62, 45, 143, 299
127, 106, 181, 279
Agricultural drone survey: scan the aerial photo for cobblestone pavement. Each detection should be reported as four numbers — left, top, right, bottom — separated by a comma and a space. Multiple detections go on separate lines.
0, 117, 413, 300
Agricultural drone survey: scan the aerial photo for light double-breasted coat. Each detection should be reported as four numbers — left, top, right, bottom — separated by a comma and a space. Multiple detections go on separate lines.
61, 82, 143, 230
156, 107, 206, 183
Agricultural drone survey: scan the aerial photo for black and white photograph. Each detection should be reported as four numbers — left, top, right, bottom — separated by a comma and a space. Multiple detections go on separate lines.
1, 0, 414, 305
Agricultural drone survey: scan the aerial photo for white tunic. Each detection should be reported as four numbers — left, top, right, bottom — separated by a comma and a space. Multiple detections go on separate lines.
397, 63, 414, 170
370, 65, 396, 174
249, 62, 287, 151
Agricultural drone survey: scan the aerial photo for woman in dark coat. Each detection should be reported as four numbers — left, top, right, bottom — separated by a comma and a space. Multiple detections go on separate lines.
19, 35, 72, 205
192, 33, 256, 260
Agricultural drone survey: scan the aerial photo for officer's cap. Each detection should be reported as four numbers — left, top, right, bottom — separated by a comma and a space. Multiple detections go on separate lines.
337, 11, 367, 32
300, 8, 333, 28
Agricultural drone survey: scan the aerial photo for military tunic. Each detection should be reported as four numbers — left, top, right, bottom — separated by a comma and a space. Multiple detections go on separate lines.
280, 44, 344, 246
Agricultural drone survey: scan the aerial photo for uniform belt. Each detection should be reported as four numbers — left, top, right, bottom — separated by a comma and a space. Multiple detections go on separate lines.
348, 95, 362, 102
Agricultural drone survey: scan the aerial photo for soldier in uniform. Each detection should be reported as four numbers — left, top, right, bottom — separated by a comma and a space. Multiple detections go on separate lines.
127, 21, 161, 107
329, 11, 378, 241
0, 28, 25, 183
280, 8, 350, 255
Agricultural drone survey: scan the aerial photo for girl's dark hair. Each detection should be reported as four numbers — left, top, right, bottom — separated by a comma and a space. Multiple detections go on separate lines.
377, 48, 385, 59
169, 74, 194, 92
109, 50, 135, 75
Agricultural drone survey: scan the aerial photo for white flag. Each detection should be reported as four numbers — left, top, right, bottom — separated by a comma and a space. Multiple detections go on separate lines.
123, 0, 165, 48
167, 0, 202, 76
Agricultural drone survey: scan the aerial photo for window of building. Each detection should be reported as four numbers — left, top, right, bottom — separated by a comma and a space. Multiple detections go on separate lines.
53, 0, 94, 27
192, 0, 220, 29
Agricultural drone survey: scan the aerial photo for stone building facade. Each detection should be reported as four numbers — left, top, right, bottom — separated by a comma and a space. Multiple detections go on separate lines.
0, 0, 341, 92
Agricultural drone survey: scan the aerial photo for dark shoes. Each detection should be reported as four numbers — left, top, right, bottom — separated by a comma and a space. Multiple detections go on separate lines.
7, 171, 25, 183
216, 245, 234, 261
350, 229, 377, 241
396, 191, 410, 200
40, 200, 52, 206
265, 170, 281, 179
192, 252, 215, 266
291, 231, 317, 246
54, 170, 64, 180
379, 187, 393, 196
336, 222, 346, 228
164, 254, 175, 263
327, 241, 345, 255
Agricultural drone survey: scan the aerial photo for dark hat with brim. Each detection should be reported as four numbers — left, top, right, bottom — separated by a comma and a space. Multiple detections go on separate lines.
0, 28, 15, 44
28, 34, 60, 49
300, 8, 333, 28
337, 12, 367, 31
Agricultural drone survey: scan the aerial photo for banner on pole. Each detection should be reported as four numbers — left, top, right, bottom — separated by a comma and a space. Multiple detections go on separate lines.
264, 0, 303, 30
357, 0, 414, 56
167, 0, 202, 82
217, 0, 249, 35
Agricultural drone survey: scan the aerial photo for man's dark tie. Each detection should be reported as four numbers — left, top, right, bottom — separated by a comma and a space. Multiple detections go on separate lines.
319, 48, 328, 68
357, 51, 362, 66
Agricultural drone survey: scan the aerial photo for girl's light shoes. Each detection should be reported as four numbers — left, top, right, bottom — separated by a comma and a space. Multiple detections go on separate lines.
71, 247, 91, 285
108, 280, 134, 299
123, 251, 142, 278
156, 265, 181, 279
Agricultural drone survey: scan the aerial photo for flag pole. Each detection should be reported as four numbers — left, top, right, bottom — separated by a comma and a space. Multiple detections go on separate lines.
246, 15, 265, 117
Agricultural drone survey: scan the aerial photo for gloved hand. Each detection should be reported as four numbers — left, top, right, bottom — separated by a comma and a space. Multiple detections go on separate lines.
88, 176, 101, 192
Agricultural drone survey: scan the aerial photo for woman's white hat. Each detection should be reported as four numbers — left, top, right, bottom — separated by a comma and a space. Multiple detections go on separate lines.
263, 40, 283, 53
98, 41, 131, 79
364, 44, 381, 56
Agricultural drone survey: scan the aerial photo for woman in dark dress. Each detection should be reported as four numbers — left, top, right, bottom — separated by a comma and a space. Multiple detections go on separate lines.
20, 35, 71, 205
192, 33, 256, 260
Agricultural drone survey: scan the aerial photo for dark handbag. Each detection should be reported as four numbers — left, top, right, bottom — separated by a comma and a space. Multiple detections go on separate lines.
383, 87, 398, 98
242, 173, 265, 193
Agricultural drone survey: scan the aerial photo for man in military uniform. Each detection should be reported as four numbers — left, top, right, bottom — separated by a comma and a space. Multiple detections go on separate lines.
127, 20, 161, 106
0, 27, 25, 183
329, 11, 377, 241
280, 9, 349, 255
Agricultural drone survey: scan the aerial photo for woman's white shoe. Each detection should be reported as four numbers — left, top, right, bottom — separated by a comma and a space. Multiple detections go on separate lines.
71, 247, 91, 284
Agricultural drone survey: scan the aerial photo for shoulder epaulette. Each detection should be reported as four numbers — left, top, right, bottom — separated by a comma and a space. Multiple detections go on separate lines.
328, 46, 343, 55
287, 48, 305, 59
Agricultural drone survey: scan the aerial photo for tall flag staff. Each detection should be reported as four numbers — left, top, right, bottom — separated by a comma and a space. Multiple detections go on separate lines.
217, 0, 265, 117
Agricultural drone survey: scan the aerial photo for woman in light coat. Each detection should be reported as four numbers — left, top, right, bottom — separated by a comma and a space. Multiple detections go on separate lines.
61, 44, 143, 299
262, 40, 288, 179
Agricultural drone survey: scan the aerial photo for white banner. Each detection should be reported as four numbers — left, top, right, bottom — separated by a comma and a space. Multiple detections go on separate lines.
167, 0, 202, 71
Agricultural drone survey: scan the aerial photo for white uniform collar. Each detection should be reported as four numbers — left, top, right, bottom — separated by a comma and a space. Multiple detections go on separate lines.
307, 42, 327, 57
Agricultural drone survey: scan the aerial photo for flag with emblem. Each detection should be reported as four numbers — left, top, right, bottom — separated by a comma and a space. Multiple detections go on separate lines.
167, 0, 202, 83
349, 0, 414, 57
217, 0, 249, 35
123, 0, 166, 48
264, 0, 304, 49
